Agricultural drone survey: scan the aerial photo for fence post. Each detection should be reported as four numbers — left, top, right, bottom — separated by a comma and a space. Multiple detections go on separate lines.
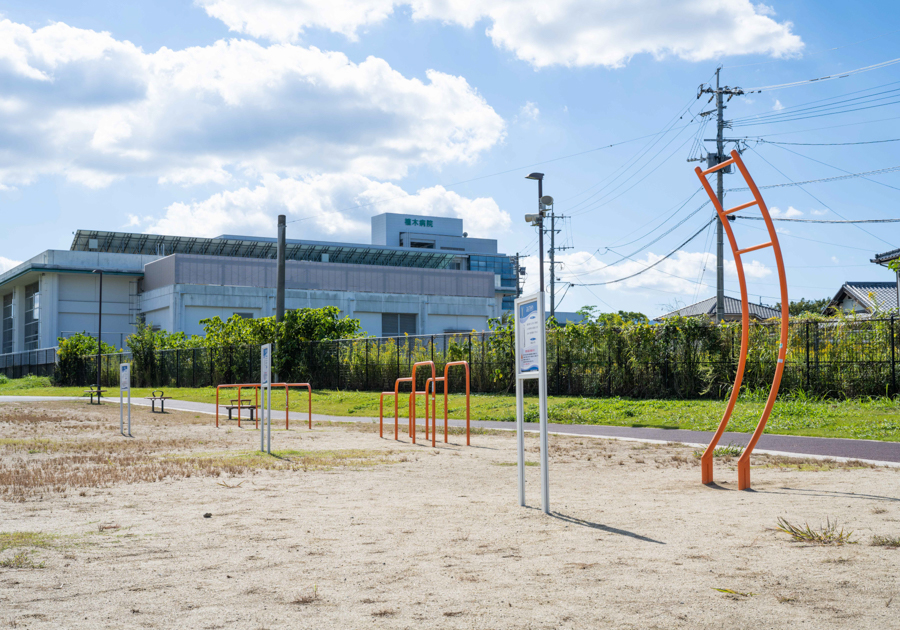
365, 339, 369, 390
176, 348, 181, 388
805, 321, 810, 392
892, 315, 896, 395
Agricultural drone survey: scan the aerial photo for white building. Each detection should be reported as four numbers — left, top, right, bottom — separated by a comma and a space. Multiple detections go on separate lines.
0, 213, 519, 359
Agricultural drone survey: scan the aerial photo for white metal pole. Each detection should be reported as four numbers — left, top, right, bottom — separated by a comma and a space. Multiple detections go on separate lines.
267, 386, 272, 454
516, 377, 525, 506
538, 292, 549, 515
127, 388, 132, 437
260, 388, 266, 453
120, 388, 124, 436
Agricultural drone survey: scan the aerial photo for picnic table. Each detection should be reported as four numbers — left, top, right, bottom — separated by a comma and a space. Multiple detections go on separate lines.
144, 390, 172, 413
83, 386, 106, 404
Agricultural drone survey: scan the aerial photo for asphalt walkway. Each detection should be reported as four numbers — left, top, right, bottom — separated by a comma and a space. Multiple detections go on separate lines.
3, 395, 899, 465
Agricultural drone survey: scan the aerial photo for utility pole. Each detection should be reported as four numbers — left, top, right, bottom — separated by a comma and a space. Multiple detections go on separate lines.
698, 68, 744, 324
545, 204, 571, 319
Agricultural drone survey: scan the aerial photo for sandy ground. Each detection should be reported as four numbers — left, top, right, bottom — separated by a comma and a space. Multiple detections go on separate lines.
0, 401, 899, 629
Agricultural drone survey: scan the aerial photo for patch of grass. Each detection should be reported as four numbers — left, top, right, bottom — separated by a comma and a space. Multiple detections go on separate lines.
492, 461, 538, 467
0, 532, 55, 553
776, 517, 854, 545
693, 442, 744, 459
871, 535, 900, 548
758, 456, 876, 471
713, 588, 755, 598
6, 379, 900, 441
0, 551, 45, 569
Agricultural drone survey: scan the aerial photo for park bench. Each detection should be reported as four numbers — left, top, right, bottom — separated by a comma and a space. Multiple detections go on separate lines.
83, 386, 106, 404
224, 399, 256, 422
144, 390, 172, 413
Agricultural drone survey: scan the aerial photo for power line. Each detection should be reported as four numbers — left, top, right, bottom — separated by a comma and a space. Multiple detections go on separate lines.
572, 218, 715, 287
726, 163, 900, 191
760, 140, 900, 193
738, 221, 877, 252
731, 80, 900, 124
762, 137, 900, 146
743, 55, 900, 93
746, 145, 895, 248
736, 216, 900, 224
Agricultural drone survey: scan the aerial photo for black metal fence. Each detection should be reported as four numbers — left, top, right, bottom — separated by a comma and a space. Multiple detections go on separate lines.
58, 317, 900, 399
0, 348, 58, 379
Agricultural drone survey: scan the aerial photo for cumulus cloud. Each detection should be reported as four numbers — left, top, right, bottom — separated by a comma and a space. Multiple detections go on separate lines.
0, 18, 504, 188
770, 205, 802, 218
773, 99, 784, 110
519, 249, 770, 295
199, 0, 804, 68
146, 173, 511, 239
518, 101, 540, 121
0, 257, 22, 274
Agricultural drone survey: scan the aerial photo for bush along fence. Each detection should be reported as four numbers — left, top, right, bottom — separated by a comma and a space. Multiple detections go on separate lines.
60, 316, 900, 399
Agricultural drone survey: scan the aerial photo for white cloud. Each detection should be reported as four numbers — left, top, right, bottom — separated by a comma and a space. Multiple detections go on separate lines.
0, 19, 505, 189
519, 249, 770, 295
811, 209, 828, 216
830, 255, 839, 264
198, 0, 803, 68
770, 205, 802, 218
519, 101, 539, 121
0, 257, 22, 274
146, 173, 511, 239
773, 99, 784, 110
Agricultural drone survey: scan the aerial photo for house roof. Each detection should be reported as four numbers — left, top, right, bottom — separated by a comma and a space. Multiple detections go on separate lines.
658, 296, 780, 320
825, 281, 898, 315
871, 248, 900, 265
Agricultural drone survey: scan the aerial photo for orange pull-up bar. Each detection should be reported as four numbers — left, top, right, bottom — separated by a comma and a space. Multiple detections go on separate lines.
694, 150, 789, 491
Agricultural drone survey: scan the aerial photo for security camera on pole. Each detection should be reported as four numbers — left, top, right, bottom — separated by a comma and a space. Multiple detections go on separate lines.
518, 173, 551, 515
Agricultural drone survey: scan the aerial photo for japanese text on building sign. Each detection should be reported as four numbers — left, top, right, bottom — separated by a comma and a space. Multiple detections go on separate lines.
405, 219, 434, 227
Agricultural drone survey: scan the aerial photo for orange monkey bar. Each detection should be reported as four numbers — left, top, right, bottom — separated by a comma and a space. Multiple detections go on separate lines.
379, 361, 471, 447
215, 383, 312, 430
694, 150, 789, 490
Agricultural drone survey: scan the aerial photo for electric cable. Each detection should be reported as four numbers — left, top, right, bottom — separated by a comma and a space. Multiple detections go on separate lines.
743, 55, 900, 93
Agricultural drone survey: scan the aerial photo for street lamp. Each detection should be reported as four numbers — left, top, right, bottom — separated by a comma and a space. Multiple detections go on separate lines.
92, 269, 103, 402
525, 173, 545, 292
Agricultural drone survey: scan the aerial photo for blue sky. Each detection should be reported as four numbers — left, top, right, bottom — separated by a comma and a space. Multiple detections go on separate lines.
2, 0, 900, 317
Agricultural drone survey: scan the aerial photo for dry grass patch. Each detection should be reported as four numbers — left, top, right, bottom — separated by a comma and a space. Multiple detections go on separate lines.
871, 535, 900, 548
776, 517, 854, 545
0, 551, 45, 569
758, 455, 877, 471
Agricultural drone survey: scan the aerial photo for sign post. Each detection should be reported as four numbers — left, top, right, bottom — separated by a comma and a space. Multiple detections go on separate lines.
261, 343, 272, 454
514, 292, 549, 514
119, 363, 131, 437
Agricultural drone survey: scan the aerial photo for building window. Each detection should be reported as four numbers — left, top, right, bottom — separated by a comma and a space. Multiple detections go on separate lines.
234, 312, 254, 319
2, 293, 12, 354
382, 313, 416, 337
24, 282, 40, 350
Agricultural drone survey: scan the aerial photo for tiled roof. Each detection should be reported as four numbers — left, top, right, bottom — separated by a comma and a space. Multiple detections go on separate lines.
659, 296, 780, 320
826, 281, 899, 314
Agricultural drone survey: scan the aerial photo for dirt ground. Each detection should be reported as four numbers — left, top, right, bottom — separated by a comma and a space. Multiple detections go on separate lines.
1, 401, 899, 629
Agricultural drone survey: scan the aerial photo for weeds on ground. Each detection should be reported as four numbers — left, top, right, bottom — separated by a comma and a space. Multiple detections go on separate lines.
776, 517, 854, 545
0, 551, 45, 569
291, 584, 318, 605
693, 442, 743, 459
0, 532, 56, 553
871, 535, 900, 548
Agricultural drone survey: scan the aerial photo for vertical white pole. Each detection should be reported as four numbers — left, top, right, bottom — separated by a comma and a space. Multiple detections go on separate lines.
260, 388, 265, 453
538, 292, 549, 515
267, 386, 272, 454
127, 388, 131, 437
516, 378, 525, 506
120, 388, 124, 436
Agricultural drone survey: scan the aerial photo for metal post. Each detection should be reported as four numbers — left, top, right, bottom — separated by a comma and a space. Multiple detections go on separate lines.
516, 369, 525, 506
892, 315, 896, 395
176, 348, 180, 388
549, 209, 555, 319
805, 321, 811, 392
94, 270, 103, 399
275, 214, 286, 383
538, 179, 545, 293
715, 68, 725, 324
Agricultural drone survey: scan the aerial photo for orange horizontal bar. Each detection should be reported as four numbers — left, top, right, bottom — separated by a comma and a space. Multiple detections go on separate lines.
736, 241, 772, 256
700, 158, 736, 176
723, 199, 758, 216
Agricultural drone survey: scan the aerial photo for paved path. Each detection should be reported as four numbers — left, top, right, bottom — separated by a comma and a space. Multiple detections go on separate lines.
3, 395, 899, 465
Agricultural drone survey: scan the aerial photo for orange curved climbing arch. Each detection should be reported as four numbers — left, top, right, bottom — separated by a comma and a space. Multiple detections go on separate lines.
694, 150, 789, 491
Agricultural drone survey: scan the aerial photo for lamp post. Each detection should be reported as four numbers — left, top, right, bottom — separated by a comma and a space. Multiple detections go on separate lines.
525, 173, 545, 292
92, 270, 103, 401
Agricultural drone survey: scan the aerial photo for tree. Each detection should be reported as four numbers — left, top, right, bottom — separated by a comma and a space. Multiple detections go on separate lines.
775, 298, 831, 317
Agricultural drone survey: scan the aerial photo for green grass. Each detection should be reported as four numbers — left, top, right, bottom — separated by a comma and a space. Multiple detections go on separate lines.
3, 377, 900, 442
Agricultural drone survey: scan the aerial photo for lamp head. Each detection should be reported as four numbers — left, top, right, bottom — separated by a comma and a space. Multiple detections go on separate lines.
525, 172, 544, 181
524, 213, 542, 225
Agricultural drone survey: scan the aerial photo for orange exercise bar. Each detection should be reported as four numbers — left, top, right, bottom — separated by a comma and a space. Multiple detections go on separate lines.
694, 150, 789, 490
